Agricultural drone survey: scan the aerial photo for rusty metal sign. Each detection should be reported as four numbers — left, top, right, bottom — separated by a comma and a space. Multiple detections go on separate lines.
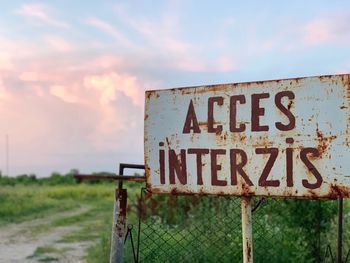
144, 74, 350, 198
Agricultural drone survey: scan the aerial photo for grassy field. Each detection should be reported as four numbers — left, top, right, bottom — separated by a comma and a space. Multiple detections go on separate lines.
0, 183, 142, 262
0, 181, 349, 263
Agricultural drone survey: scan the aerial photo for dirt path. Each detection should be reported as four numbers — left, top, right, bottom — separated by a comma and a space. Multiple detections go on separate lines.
0, 206, 96, 263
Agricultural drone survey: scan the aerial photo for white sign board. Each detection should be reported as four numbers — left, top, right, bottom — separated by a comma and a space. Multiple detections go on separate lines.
144, 75, 350, 198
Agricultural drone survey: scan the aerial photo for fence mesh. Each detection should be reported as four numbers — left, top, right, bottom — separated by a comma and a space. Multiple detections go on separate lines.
138, 193, 242, 262
123, 188, 347, 263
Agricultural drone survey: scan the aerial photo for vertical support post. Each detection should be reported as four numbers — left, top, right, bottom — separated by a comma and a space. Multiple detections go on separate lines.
241, 196, 253, 263
110, 163, 144, 263
110, 188, 127, 263
337, 198, 343, 263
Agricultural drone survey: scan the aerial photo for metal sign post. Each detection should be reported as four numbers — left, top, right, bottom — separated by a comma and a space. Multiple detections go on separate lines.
110, 163, 145, 263
110, 189, 127, 263
241, 196, 253, 263
74, 164, 146, 263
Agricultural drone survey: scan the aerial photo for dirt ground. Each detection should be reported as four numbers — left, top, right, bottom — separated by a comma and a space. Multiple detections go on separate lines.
0, 206, 95, 263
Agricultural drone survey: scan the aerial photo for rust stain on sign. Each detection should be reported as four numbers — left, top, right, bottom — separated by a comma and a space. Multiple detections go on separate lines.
144, 74, 350, 199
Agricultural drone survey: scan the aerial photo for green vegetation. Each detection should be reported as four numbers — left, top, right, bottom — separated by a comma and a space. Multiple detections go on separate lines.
0, 170, 117, 186
29, 245, 73, 262
135, 194, 340, 263
0, 172, 140, 263
86, 225, 111, 263
0, 173, 348, 262
0, 183, 116, 225
32, 245, 60, 256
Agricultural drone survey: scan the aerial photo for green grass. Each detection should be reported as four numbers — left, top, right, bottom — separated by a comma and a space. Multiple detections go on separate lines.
59, 218, 108, 243
86, 229, 111, 263
28, 245, 61, 262
29, 245, 74, 262
0, 184, 117, 225
0, 182, 141, 263
38, 256, 59, 262
33, 245, 60, 255
1, 183, 346, 262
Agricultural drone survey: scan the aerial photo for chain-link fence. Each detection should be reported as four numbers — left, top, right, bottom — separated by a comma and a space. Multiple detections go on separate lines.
123, 187, 348, 263
138, 191, 242, 262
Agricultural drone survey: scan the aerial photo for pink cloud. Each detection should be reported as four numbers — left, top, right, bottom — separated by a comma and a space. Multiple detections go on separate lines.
0, 39, 157, 175
216, 56, 237, 72
0, 54, 14, 71
17, 64, 71, 83
93, 55, 124, 69
45, 36, 74, 52
19, 71, 41, 82
304, 20, 333, 44
15, 3, 69, 28
0, 37, 41, 65
304, 15, 350, 45
84, 72, 147, 107
50, 85, 82, 104
0, 78, 12, 102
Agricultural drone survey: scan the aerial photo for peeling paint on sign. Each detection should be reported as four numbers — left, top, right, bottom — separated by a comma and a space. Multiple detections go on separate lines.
144, 74, 350, 198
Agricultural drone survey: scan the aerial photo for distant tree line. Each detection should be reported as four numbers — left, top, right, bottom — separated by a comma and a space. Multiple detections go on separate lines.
0, 170, 117, 185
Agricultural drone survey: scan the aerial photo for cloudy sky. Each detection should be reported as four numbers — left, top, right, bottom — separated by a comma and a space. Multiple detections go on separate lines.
0, 1, 350, 176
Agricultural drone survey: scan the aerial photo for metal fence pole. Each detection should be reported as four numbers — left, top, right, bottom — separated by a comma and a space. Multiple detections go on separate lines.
110, 163, 145, 263
337, 198, 344, 263
110, 189, 127, 263
241, 196, 253, 263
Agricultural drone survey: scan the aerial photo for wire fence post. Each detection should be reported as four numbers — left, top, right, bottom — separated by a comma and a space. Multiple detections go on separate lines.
110, 163, 145, 263
241, 196, 253, 263
110, 188, 127, 263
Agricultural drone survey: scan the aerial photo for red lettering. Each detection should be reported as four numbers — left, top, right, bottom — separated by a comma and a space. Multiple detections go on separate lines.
230, 95, 246, 132
230, 149, 253, 186
169, 149, 187, 184
286, 138, 294, 187
188, 148, 209, 185
208, 97, 223, 134
159, 147, 165, 184
183, 100, 201, 134
301, 148, 323, 189
252, 93, 270, 131
256, 147, 279, 187
275, 91, 296, 131
211, 149, 227, 186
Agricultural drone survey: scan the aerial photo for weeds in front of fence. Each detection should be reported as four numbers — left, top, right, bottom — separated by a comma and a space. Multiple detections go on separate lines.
132, 191, 339, 263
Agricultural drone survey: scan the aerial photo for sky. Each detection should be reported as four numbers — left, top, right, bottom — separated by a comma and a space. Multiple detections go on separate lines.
1, 1, 350, 177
